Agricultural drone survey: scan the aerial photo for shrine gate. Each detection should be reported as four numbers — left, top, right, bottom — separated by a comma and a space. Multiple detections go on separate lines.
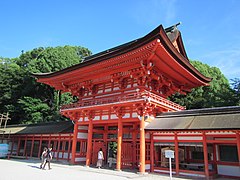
34, 23, 211, 174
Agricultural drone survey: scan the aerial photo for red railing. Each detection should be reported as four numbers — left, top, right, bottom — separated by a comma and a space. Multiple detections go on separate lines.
60, 89, 185, 111
141, 91, 185, 111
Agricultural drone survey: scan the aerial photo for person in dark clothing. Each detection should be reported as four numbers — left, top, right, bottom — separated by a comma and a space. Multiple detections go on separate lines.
42, 147, 52, 170
40, 147, 47, 169
108, 148, 114, 168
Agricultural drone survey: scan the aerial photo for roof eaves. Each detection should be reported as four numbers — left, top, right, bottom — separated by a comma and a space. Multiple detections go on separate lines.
157, 106, 240, 118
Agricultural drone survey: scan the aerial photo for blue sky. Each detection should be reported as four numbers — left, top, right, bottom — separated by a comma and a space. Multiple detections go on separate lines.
0, 0, 239, 80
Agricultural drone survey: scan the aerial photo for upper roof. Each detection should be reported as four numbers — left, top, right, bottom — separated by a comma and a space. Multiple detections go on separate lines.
0, 121, 73, 135
145, 106, 240, 131
33, 23, 211, 90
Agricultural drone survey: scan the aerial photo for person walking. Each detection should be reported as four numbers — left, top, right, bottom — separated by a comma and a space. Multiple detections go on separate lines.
42, 147, 52, 170
40, 147, 47, 169
96, 148, 104, 169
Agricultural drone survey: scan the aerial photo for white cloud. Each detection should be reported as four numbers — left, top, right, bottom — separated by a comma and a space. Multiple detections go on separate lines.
200, 48, 240, 80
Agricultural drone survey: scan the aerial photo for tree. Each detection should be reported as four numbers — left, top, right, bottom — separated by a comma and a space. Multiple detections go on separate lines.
170, 60, 237, 109
231, 78, 240, 105
0, 46, 92, 124
17, 97, 51, 124
0, 58, 26, 124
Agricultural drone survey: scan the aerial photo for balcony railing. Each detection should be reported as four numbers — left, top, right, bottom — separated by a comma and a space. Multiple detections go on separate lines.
60, 90, 185, 111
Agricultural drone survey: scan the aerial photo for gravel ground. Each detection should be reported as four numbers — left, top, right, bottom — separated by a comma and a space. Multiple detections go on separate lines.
0, 158, 231, 180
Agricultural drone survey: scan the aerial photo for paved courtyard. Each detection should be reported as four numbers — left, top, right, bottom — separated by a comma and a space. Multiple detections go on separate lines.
0, 158, 189, 180
0, 158, 232, 180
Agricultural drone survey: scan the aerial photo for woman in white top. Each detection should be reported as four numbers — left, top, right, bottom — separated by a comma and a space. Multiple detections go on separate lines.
96, 148, 104, 168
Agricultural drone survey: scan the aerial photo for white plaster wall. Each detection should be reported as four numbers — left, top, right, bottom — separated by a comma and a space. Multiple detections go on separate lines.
218, 165, 240, 177
133, 83, 138, 87
179, 172, 205, 177
93, 116, 100, 120
75, 157, 86, 162
105, 88, 111, 92
63, 152, 68, 159
145, 164, 150, 170
78, 126, 88, 130
154, 169, 176, 174
132, 112, 138, 118
154, 136, 174, 140
123, 113, 130, 118
178, 136, 202, 140
77, 132, 88, 139
145, 133, 150, 139
111, 114, 117, 119
58, 152, 62, 157
102, 115, 108, 120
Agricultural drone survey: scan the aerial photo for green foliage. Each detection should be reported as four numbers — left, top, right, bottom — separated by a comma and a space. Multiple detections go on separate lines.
170, 60, 237, 109
25, 46, 91, 73
231, 78, 240, 105
17, 97, 51, 124
0, 46, 91, 124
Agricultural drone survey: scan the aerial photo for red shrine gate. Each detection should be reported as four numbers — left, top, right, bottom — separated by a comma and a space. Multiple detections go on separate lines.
34, 24, 211, 174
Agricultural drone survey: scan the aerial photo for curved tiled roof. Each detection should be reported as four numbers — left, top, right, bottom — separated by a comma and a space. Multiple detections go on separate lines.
145, 106, 240, 131
33, 24, 211, 85
0, 121, 73, 135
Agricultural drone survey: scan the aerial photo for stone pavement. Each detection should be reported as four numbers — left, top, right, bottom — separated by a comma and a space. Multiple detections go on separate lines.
0, 158, 230, 180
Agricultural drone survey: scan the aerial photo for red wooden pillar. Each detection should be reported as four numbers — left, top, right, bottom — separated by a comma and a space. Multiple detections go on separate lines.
150, 133, 154, 172
71, 122, 78, 164
174, 132, 179, 176
30, 136, 34, 157
24, 136, 27, 157
236, 132, 240, 165
139, 115, 146, 174
212, 144, 218, 174
17, 137, 21, 156
38, 135, 42, 158
57, 134, 61, 160
116, 117, 123, 171
68, 134, 72, 161
48, 134, 51, 148
203, 132, 209, 179
132, 124, 137, 168
86, 119, 93, 166
186, 146, 190, 163
10, 138, 14, 155
103, 124, 108, 163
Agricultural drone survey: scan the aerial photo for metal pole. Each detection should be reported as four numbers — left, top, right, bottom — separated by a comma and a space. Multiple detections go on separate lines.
169, 157, 172, 180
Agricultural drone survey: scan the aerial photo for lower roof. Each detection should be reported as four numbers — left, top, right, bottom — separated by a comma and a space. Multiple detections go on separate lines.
145, 106, 240, 131
0, 121, 73, 135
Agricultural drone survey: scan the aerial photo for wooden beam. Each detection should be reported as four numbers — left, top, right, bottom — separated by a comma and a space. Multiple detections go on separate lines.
71, 122, 78, 164
174, 132, 179, 176
116, 117, 123, 170
139, 115, 146, 174
150, 133, 154, 172
203, 133, 209, 179
236, 132, 240, 166
86, 119, 93, 166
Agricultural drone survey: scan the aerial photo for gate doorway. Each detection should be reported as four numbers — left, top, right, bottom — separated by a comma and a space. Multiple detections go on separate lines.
122, 141, 134, 168
92, 140, 106, 165
107, 141, 117, 169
